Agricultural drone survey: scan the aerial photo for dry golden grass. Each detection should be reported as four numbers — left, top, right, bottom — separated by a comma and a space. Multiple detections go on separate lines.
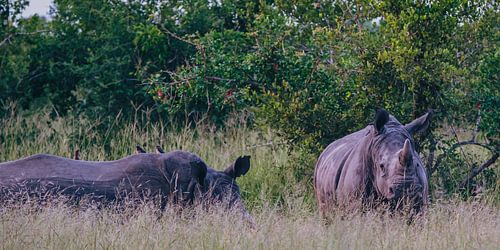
0, 200, 498, 249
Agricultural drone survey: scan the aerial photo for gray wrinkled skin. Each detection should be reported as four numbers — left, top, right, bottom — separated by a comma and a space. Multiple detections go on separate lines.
0, 150, 251, 215
314, 109, 432, 216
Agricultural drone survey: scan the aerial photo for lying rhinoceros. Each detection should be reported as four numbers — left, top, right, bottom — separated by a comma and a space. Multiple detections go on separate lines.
0, 149, 251, 214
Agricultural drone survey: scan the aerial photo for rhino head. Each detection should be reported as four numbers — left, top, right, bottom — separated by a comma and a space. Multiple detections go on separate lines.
370, 109, 432, 211
144, 147, 252, 219
203, 155, 251, 208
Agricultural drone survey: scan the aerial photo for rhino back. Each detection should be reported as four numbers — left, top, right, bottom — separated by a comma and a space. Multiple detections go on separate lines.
0, 154, 169, 200
0, 154, 153, 182
314, 127, 372, 207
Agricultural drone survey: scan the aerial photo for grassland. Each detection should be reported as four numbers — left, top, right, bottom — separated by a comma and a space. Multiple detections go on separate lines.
1, 200, 498, 249
0, 111, 499, 249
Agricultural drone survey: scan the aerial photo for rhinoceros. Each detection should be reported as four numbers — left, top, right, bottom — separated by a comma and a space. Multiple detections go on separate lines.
0, 149, 251, 214
314, 109, 432, 216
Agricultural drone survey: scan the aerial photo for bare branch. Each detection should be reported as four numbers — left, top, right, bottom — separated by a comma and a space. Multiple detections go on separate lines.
0, 34, 14, 47
158, 25, 198, 48
158, 24, 207, 75
450, 124, 474, 169
204, 76, 260, 90
0, 30, 50, 47
16, 29, 50, 36
304, 58, 321, 85
245, 140, 289, 150
431, 140, 497, 175
471, 108, 481, 141
459, 152, 499, 189
204, 76, 236, 84
426, 135, 437, 178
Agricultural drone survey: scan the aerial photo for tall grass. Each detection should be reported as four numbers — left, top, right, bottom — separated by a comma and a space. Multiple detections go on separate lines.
0, 110, 499, 249
0, 200, 498, 249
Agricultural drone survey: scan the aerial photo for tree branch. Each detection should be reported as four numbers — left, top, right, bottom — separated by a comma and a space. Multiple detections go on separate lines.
0, 30, 50, 47
426, 134, 437, 178
431, 140, 497, 175
459, 152, 499, 189
204, 76, 260, 90
0, 34, 14, 47
471, 108, 481, 141
158, 24, 207, 76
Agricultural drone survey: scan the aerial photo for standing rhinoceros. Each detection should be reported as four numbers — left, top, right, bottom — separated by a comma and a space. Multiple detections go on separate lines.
0, 150, 251, 214
314, 109, 432, 216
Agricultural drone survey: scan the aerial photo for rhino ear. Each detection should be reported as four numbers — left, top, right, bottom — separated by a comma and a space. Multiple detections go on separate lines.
191, 160, 208, 185
224, 155, 251, 179
405, 110, 433, 135
374, 108, 390, 134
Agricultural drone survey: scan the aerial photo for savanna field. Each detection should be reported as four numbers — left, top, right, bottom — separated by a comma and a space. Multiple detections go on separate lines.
1, 0, 499, 249
0, 112, 498, 249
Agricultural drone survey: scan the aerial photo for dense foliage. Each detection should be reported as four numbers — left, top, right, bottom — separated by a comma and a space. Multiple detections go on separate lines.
0, 0, 498, 198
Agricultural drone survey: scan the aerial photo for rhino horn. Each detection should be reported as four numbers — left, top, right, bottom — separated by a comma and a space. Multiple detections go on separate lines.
399, 139, 412, 166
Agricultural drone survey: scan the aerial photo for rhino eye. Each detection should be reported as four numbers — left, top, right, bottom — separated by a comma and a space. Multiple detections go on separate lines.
379, 164, 387, 176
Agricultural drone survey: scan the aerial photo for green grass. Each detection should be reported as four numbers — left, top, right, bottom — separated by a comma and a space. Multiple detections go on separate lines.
0, 111, 499, 249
